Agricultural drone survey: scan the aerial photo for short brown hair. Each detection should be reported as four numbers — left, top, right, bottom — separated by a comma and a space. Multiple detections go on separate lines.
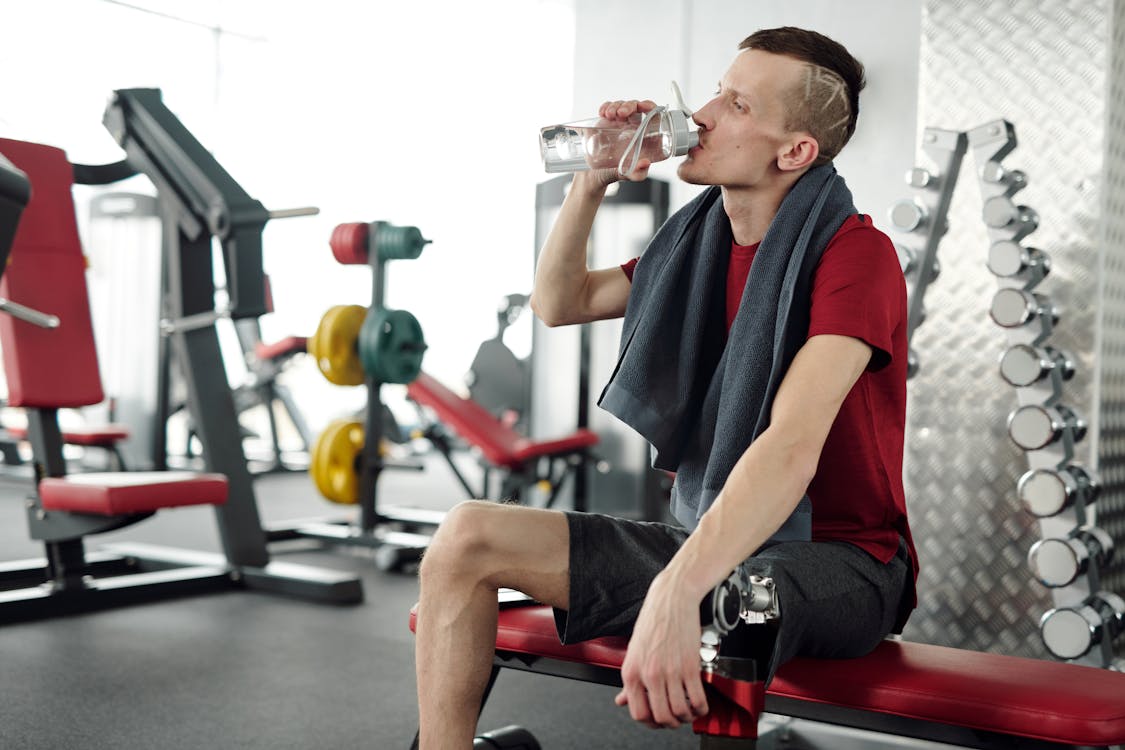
739, 27, 866, 164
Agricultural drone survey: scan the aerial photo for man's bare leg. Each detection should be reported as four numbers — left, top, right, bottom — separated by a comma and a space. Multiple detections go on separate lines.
415, 500, 571, 749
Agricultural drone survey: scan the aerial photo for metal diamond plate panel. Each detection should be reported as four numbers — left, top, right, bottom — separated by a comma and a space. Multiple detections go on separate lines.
905, 0, 1122, 660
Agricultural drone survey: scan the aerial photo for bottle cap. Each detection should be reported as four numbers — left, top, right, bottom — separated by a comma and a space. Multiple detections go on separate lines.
666, 109, 699, 155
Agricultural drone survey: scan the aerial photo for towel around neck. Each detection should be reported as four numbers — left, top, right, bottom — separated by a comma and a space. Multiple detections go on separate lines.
598, 164, 857, 538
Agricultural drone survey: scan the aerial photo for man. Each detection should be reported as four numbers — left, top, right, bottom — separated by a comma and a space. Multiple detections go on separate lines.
414, 26, 917, 747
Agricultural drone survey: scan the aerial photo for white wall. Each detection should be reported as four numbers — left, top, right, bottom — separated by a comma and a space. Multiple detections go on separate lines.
0, 0, 576, 432
571, 0, 923, 223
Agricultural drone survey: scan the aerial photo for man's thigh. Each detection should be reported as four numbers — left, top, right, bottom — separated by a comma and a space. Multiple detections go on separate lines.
553, 511, 689, 644
739, 539, 910, 681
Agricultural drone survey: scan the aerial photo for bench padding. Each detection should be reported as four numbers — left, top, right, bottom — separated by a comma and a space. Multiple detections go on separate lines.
39, 471, 228, 515
406, 372, 598, 470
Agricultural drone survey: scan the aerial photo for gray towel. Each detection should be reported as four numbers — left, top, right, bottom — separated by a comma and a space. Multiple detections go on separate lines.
598, 164, 856, 537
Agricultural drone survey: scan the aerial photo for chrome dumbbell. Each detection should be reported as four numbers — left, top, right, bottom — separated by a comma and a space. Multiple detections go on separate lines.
1040, 591, 1125, 661
987, 239, 1050, 281
1028, 526, 1115, 588
982, 195, 1039, 239
1007, 404, 1086, 451
979, 161, 1027, 196
1017, 465, 1099, 518
700, 572, 780, 670
989, 288, 1057, 329
999, 344, 1074, 388
889, 198, 929, 233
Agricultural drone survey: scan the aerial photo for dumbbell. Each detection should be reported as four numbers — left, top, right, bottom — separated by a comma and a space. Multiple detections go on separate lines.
1017, 465, 1099, 518
1007, 404, 1085, 451
1040, 591, 1125, 661
990, 288, 1057, 330
987, 239, 1049, 281
999, 344, 1074, 388
1028, 526, 1114, 588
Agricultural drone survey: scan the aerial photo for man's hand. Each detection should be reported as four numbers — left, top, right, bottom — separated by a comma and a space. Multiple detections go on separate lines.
614, 572, 709, 728
581, 98, 659, 186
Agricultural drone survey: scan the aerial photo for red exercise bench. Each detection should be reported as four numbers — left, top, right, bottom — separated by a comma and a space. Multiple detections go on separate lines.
410, 602, 1125, 749
0, 137, 235, 621
406, 371, 599, 507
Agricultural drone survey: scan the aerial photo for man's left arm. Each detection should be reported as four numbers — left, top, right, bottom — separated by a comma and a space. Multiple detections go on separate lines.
614, 333, 873, 728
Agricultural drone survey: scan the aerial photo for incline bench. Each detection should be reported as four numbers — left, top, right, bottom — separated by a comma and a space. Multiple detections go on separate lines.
410, 602, 1125, 749
406, 372, 599, 506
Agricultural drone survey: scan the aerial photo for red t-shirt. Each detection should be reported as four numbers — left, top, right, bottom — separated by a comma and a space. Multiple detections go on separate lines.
621, 214, 918, 599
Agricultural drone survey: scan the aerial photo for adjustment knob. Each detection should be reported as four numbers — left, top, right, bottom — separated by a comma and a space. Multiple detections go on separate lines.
1007, 404, 1086, 451
999, 344, 1074, 387
890, 199, 928, 233
987, 240, 1051, 279
990, 288, 1056, 329
1017, 465, 1099, 518
1040, 591, 1125, 660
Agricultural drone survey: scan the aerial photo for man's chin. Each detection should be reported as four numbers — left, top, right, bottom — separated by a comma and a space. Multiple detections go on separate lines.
676, 161, 709, 185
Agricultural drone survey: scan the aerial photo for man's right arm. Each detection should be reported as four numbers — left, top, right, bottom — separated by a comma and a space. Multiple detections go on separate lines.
529, 170, 632, 327
530, 99, 656, 328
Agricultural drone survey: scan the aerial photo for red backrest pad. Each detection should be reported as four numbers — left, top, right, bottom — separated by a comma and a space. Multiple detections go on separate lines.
0, 139, 103, 408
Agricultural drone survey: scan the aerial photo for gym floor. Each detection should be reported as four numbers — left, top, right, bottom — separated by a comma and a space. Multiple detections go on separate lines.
0, 453, 703, 750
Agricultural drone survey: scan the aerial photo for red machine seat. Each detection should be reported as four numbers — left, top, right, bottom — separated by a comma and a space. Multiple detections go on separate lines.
409, 603, 1125, 747
254, 335, 307, 362
6, 423, 130, 446
38, 471, 228, 515
406, 372, 598, 470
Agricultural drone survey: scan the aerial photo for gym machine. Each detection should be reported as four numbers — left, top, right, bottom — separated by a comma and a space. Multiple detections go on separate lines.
268, 219, 442, 571
96, 88, 363, 603
464, 293, 532, 431
0, 136, 348, 622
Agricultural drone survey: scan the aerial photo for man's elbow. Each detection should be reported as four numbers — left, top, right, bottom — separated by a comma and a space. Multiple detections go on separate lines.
529, 292, 567, 328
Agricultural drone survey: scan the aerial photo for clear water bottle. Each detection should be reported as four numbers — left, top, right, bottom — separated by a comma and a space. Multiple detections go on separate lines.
539, 84, 698, 174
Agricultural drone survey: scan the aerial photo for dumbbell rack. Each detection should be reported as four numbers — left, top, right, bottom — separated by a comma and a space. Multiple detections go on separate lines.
887, 126, 967, 379
267, 221, 443, 571
968, 121, 1120, 668
891, 119, 1121, 668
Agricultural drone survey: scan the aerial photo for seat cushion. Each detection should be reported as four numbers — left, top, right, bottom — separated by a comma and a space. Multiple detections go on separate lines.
255, 336, 307, 362
7, 423, 130, 446
410, 602, 1125, 747
39, 471, 228, 515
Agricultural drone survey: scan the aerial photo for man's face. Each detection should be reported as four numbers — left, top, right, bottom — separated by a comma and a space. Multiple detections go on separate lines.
677, 48, 805, 188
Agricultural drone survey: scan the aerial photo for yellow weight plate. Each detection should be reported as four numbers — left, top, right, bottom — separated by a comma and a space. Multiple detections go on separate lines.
310, 418, 365, 504
308, 304, 367, 386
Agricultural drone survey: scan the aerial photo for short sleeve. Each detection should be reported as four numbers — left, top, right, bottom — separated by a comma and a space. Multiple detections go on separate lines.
808, 217, 905, 371
621, 257, 639, 282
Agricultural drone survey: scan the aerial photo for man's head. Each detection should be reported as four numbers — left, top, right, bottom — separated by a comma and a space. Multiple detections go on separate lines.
739, 27, 865, 165
678, 27, 865, 189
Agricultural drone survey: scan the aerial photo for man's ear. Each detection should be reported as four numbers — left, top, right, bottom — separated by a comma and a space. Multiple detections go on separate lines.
777, 134, 820, 171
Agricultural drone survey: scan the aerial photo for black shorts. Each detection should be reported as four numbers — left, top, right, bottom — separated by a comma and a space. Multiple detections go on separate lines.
553, 511, 911, 684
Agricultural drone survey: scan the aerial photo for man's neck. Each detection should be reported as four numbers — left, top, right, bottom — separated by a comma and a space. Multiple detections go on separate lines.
721, 177, 799, 246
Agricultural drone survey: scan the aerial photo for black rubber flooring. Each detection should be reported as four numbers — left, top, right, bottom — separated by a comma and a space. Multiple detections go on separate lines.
0, 455, 700, 749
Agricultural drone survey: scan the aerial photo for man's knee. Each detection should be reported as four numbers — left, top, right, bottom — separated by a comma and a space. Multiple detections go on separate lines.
420, 500, 504, 581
